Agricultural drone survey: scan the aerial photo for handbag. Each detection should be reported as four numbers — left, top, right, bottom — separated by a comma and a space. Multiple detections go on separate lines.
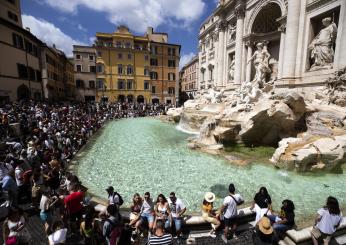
6, 236, 17, 245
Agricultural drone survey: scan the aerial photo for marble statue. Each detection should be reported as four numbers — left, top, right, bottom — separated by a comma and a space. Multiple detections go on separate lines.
308, 17, 338, 70
247, 42, 271, 86
228, 55, 235, 81
205, 88, 225, 103
228, 25, 236, 42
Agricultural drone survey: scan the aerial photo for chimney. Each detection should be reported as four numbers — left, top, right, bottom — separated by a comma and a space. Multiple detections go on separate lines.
147, 27, 153, 35
53, 44, 56, 48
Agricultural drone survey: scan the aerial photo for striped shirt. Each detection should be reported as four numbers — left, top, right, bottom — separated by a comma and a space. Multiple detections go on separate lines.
148, 234, 173, 245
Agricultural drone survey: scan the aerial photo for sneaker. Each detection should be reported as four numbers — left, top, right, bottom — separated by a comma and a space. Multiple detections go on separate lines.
209, 233, 216, 238
221, 235, 228, 244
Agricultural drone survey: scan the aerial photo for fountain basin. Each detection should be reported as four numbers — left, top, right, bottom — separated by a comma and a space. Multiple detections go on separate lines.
76, 118, 346, 226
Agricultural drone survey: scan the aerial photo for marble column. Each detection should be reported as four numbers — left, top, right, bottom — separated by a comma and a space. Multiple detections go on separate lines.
245, 41, 253, 82
217, 23, 225, 88
234, 7, 245, 85
278, 24, 286, 79
281, 0, 301, 79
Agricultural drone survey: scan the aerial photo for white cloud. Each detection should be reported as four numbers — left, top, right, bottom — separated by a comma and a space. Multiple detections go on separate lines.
77, 24, 87, 32
180, 52, 196, 69
42, 0, 206, 33
22, 15, 87, 56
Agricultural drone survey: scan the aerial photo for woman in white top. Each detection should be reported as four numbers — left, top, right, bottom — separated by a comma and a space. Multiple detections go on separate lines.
311, 196, 343, 245
154, 194, 170, 230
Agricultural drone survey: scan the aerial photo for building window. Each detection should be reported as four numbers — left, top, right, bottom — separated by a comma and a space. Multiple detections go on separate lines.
17, 63, 28, 79
32, 45, 38, 57
28, 67, 35, 80
168, 48, 176, 56
152, 85, 156, 94
89, 80, 95, 89
151, 46, 158, 55
118, 64, 123, 74
89, 66, 96, 73
89, 55, 94, 61
97, 80, 104, 89
118, 79, 125, 90
116, 42, 122, 48
168, 87, 175, 94
128, 53, 132, 59
144, 81, 150, 90
127, 80, 133, 90
127, 65, 133, 75
144, 67, 149, 76
97, 65, 103, 73
168, 73, 176, 81
12, 33, 23, 49
150, 58, 158, 66
36, 70, 42, 81
24, 39, 33, 53
8, 11, 18, 22
118, 53, 123, 59
150, 72, 158, 80
76, 54, 81, 60
97, 51, 102, 57
144, 55, 149, 61
125, 42, 131, 49
168, 60, 176, 67
76, 65, 82, 72
76, 79, 84, 88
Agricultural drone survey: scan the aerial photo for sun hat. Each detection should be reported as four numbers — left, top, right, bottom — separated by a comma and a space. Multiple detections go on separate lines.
204, 192, 216, 203
258, 217, 273, 235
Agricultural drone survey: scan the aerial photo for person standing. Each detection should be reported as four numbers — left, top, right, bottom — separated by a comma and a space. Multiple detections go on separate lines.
311, 196, 343, 245
250, 187, 272, 223
219, 183, 244, 243
106, 186, 124, 207
167, 192, 186, 239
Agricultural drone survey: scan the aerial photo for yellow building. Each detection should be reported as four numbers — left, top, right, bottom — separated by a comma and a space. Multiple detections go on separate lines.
94, 26, 180, 104
95, 26, 151, 103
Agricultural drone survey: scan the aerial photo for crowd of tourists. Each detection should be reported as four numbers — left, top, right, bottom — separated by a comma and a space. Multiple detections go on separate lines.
0, 101, 344, 245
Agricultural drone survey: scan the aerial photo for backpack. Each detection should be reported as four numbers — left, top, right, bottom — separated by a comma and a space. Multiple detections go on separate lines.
111, 192, 124, 206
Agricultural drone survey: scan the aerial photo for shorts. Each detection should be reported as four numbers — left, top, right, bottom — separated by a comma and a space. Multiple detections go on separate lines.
311, 227, 332, 242
168, 217, 183, 231
130, 212, 140, 221
224, 215, 238, 227
202, 213, 219, 225
40, 210, 52, 223
140, 213, 154, 224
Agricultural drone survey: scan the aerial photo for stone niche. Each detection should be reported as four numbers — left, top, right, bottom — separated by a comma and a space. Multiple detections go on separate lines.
227, 52, 235, 83
306, 6, 340, 71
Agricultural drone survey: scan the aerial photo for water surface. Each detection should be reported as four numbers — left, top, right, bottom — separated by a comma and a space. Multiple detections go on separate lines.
77, 118, 346, 224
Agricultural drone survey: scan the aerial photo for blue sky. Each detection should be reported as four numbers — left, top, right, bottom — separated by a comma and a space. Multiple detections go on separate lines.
21, 0, 218, 68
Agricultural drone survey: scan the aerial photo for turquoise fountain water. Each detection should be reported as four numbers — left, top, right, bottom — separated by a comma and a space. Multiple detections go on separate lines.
77, 118, 346, 224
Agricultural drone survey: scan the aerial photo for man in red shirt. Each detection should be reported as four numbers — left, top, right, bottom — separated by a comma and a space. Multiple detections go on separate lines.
64, 184, 84, 227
